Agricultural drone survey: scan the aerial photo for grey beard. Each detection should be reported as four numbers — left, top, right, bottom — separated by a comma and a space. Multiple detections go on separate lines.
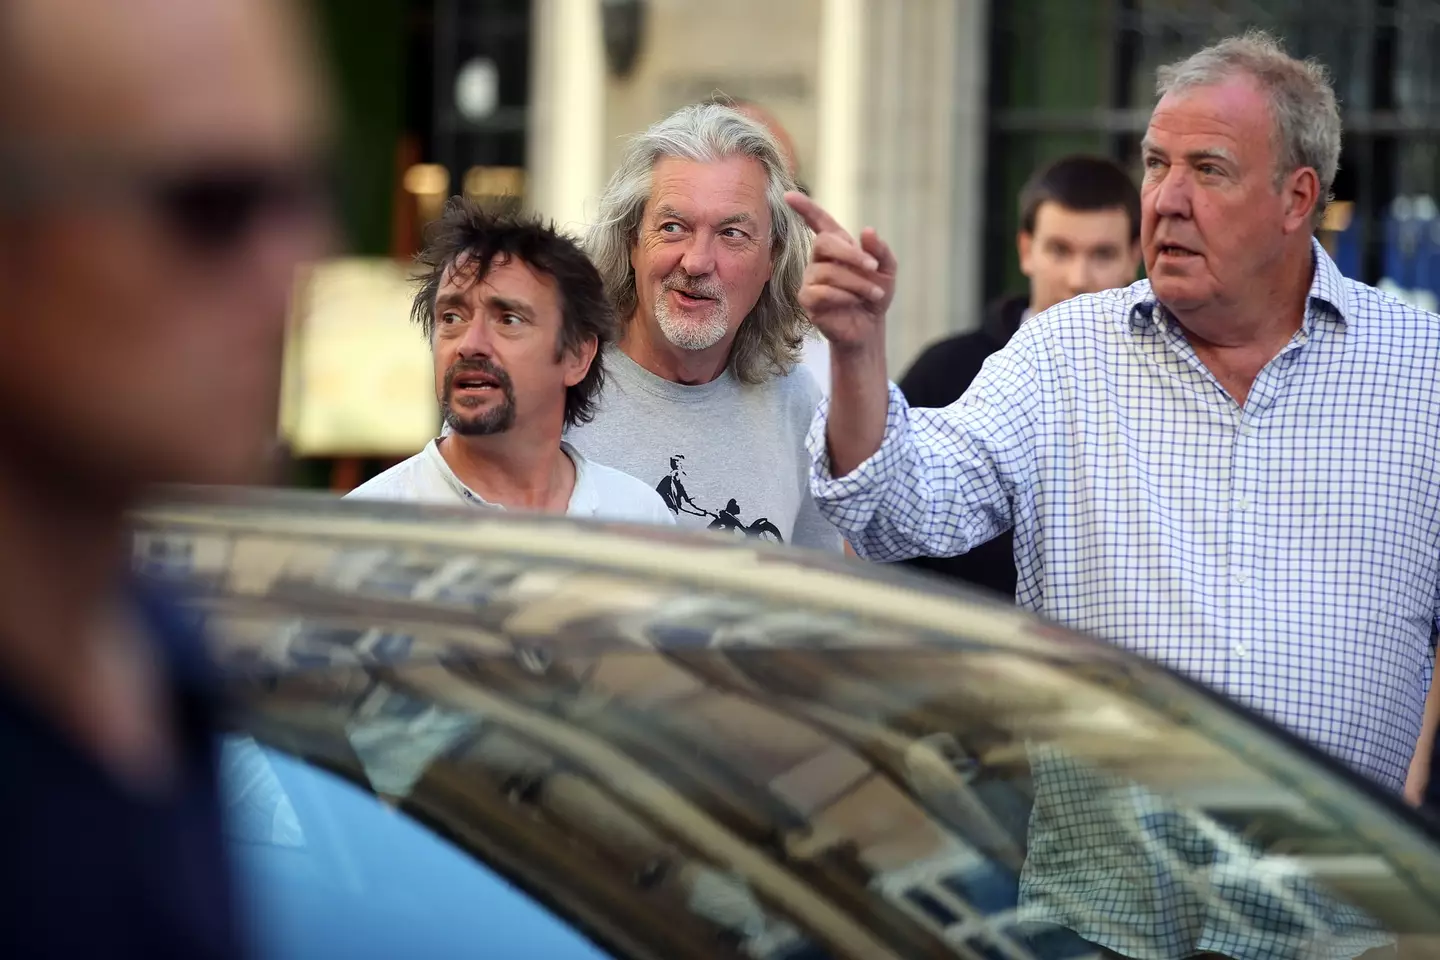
654, 289, 729, 351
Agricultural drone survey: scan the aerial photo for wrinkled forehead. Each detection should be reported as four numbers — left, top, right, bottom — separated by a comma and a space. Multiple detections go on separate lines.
2, 0, 328, 162
643, 154, 775, 230
1145, 78, 1276, 163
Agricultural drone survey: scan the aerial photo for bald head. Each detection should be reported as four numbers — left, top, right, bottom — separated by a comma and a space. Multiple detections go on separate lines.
0, 0, 332, 494
729, 101, 799, 178
0, 0, 326, 158
697, 95, 799, 179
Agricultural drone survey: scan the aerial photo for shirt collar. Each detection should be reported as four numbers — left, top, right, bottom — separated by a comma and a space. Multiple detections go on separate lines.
423, 437, 589, 515
1127, 236, 1353, 335
1305, 235, 1353, 329
560, 441, 597, 517
422, 438, 491, 506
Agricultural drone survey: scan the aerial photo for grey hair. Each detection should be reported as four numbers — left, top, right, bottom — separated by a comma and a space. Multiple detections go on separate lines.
1156, 29, 1341, 229
584, 102, 811, 384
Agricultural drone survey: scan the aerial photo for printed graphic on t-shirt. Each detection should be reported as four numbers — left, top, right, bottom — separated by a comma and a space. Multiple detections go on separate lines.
654, 454, 783, 542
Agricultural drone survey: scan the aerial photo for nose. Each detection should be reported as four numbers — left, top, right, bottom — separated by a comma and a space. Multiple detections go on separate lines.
1151, 165, 1192, 220
455, 317, 495, 359
1067, 257, 1095, 295
679, 231, 717, 277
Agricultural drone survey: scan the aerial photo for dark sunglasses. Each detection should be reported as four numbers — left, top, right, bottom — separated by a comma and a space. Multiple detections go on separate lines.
146, 161, 335, 252
0, 150, 335, 253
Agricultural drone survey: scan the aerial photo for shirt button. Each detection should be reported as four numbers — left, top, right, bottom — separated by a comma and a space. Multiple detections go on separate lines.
1235, 496, 1251, 512
1233, 569, 1250, 585
1233, 641, 1249, 658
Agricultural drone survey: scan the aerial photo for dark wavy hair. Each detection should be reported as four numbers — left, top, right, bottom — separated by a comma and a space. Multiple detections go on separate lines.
411, 198, 618, 428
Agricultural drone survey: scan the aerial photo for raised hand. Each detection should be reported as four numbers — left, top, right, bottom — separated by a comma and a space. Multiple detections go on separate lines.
784, 191, 896, 478
784, 191, 896, 354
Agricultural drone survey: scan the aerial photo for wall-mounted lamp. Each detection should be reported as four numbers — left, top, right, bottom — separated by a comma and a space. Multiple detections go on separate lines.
455, 58, 500, 121
600, 0, 646, 80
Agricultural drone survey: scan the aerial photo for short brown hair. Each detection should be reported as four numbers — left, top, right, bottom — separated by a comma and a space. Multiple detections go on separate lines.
1019, 155, 1141, 242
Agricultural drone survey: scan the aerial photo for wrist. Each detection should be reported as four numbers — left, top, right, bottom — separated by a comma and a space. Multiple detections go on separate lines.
830, 337, 887, 372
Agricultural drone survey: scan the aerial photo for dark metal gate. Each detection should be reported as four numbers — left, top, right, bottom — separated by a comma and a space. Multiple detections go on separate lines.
983, 0, 1440, 302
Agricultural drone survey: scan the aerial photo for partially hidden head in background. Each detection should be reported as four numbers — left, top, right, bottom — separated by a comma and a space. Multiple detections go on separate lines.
696, 93, 802, 186
412, 198, 616, 440
1017, 154, 1143, 315
585, 102, 811, 385
0, 0, 334, 499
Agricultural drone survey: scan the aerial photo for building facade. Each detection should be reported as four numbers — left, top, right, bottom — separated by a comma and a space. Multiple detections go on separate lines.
294, 0, 1440, 481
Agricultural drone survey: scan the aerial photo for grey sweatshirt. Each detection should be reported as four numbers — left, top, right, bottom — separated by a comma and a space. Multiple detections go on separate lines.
565, 348, 843, 551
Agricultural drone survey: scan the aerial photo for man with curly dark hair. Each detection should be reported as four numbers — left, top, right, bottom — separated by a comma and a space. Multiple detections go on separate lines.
349, 199, 671, 524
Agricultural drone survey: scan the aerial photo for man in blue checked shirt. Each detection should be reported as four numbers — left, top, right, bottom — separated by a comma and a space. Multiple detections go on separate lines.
787, 28, 1439, 960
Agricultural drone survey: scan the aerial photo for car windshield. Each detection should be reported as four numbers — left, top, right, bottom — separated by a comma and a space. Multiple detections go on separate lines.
136, 490, 1440, 960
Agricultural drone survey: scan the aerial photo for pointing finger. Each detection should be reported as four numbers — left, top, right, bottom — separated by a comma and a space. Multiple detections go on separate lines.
785, 190, 852, 242
814, 232, 881, 275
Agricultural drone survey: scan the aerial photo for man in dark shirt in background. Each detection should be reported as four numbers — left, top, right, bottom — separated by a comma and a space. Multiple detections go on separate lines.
896, 155, 1141, 597
0, 0, 331, 954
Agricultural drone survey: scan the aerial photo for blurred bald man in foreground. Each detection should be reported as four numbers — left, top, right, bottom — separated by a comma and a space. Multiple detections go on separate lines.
0, 0, 331, 953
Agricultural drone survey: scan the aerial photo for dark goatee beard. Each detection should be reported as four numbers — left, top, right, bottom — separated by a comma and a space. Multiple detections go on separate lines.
443, 402, 514, 436
442, 359, 516, 436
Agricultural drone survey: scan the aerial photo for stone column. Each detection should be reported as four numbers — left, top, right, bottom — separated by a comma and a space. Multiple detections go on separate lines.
526, 0, 606, 234
814, 0, 866, 237
825, 0, 989, 376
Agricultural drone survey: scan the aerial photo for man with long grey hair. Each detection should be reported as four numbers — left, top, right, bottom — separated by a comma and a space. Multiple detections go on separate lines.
791, 28, 1440, 958
565, 102, 841, 550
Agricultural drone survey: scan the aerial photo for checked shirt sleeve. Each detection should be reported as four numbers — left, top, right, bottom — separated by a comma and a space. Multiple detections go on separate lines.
806, 338, 1038, 563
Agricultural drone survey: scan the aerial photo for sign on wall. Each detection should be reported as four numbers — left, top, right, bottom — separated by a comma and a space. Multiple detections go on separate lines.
279, 259, 438, 458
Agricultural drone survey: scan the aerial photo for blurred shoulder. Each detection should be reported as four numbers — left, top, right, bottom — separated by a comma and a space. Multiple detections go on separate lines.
345, 452, 431, 502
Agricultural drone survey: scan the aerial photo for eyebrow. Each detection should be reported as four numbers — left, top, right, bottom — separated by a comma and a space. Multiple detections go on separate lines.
1141, 140, 1238, 166
433, 291, 534, 317
434, 291, 469, 312
654, 204, 756, 228
485, 295, 533, 317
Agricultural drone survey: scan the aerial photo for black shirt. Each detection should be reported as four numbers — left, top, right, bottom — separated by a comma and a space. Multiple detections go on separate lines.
0, 581, 243, 958
895, 294, 1029, 600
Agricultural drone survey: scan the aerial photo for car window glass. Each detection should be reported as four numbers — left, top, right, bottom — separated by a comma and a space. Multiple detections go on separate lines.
220, 733, 612, 960
134, 495, 1440, 960
225, 642, 1438, 960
